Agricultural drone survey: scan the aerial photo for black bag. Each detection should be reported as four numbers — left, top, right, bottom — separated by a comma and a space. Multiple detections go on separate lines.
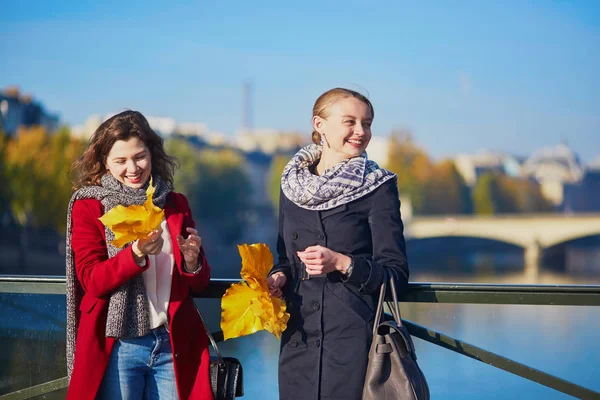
197, 309, 244, 399
362, 269, 430, 400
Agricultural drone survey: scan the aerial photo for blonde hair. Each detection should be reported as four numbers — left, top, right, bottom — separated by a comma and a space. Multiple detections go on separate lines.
311, 88, 375, 145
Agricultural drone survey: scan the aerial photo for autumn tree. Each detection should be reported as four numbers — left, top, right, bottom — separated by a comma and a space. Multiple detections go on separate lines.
164, 138, 202, 197
386, 130, 473, 215
386, 131, 433, 215
4, 126, 84, 232
422, 160, 472, 214
496, 175, 552, 213
0, 129, 8, 219
472, 172, 552, 215
166, 139, 252, 244
472, 172, 497, 215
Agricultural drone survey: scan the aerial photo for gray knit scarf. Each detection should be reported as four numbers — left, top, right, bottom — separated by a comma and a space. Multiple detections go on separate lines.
281, 144, 396, 210
65, 173, 170, 379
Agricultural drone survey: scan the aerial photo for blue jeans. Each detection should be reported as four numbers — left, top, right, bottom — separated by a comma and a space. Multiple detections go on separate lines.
96, 326, 178, 400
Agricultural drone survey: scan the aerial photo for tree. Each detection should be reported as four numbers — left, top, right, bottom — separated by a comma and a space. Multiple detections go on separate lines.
422, 160, 472, 214
471, 172, 551, 215
166, 139, 253, 244
472, 172, 496, 215
386, 132, 433, 215
521, 179, 553, 212
496, 175, 552, 213
0, 129, 9, 219
164, 138, 203, 197
4, 126, 84, 232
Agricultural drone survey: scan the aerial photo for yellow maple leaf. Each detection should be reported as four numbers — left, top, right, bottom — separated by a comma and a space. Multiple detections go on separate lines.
98, 177, 164, 248
221, 282, 264, 340
238, 242, 273, 291
220, 243, 290, 340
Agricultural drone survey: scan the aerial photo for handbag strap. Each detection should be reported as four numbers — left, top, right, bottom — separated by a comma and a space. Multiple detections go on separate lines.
373, 269, 419, 359
196, 308, 225, 366
372, 272, 387, 336
387, 269, 402, 324
372, 267, 403, 336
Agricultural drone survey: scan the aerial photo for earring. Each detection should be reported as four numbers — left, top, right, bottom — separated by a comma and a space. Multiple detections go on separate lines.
320, 135, 325, 146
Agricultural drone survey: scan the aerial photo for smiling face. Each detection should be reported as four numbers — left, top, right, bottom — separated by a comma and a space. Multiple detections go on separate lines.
104, 136, 152, 189
313, 96, 373, 161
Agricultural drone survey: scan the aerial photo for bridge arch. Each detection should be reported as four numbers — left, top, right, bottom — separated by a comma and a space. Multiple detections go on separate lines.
407, 213, 600, 251
406, 234, 526, 250
545, 229, 600, 249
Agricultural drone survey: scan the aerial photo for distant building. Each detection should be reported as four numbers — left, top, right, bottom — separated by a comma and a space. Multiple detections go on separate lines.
204, 131, 229, 147
72, 113, 208, 140
0, 86, 59, 136
71, 114, 103, 139
522, 143, 584, 206
232, 129, 307, 155
145, 116, 178, 136
563, 158, 600, 212
454, 150, 523, 187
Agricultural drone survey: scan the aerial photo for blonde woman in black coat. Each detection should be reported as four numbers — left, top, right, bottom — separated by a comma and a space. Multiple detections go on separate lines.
268, 88, 409, 400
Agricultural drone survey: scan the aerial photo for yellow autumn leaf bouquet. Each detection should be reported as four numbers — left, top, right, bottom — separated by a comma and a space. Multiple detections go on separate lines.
221, 243, 290, 340
98, 178, 164, 248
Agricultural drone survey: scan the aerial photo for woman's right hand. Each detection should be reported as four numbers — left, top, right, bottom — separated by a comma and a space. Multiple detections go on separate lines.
268, 272, 287, 298
132, 229, 164, 263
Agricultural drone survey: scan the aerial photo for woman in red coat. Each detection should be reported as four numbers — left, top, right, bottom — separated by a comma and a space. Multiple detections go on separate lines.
65, 110, 214, 399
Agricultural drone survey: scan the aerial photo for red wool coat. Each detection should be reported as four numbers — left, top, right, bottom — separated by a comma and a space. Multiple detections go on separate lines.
66, 192, 214, 400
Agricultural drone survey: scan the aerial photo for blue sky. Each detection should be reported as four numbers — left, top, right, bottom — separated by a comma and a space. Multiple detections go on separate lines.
1, 1, 599, 161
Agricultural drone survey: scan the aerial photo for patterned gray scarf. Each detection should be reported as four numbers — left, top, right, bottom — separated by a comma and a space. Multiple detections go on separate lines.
65, 173, 169, 378
281, 144, 396, 210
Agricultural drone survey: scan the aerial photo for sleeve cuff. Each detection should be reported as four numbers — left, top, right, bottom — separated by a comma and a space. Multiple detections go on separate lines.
269, 266, 292, 286
343, 257, 383, 293
130, 246, 149, 268
183, 259, 203, 274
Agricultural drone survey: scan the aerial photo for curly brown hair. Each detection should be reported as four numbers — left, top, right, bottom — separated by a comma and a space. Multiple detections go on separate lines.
71, 110, 177, 190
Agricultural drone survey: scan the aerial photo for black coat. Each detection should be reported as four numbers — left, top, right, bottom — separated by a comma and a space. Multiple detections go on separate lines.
272, 178, 409, 400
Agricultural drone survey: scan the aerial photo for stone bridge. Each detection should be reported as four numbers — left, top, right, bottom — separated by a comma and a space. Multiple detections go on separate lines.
405, 213, 600, 273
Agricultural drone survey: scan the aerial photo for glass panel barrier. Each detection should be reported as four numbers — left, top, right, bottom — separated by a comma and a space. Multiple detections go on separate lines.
401, 302, 600, 399
2, 284, 598, 399
0, 293, 66, 399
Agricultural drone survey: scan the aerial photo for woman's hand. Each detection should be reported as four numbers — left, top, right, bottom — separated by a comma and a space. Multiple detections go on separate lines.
177, 227, 202, 271
268, 272, 287, 298
132, 228, 164, 263
297, 245, 351, 276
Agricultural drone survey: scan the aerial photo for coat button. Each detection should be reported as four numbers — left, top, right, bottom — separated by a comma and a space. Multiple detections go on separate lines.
290, 339, 298, 348
315, 339, 321, 348
291, 232, 299, 240
312, 302, 321, 311
316, 232, 324, 240
174, 353, 179, 358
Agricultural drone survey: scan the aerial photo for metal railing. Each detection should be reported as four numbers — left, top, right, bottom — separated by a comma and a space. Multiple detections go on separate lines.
1, 275, 600, 400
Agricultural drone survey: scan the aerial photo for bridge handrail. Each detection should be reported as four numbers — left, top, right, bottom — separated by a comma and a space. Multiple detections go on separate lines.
2, 275, 600, 306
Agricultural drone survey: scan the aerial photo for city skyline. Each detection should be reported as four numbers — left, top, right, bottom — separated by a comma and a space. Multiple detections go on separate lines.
1, 1, 599, 160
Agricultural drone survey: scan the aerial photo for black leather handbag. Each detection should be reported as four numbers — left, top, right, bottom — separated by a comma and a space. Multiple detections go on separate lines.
362, 269, 430, 400
197, 309, 244, 399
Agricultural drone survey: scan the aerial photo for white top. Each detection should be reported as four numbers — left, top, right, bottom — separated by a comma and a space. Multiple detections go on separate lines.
143, 219, 174, 329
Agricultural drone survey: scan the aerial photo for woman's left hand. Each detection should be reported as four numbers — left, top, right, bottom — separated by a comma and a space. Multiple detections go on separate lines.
177, 227, 202, 269
297, 245, 351, 276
